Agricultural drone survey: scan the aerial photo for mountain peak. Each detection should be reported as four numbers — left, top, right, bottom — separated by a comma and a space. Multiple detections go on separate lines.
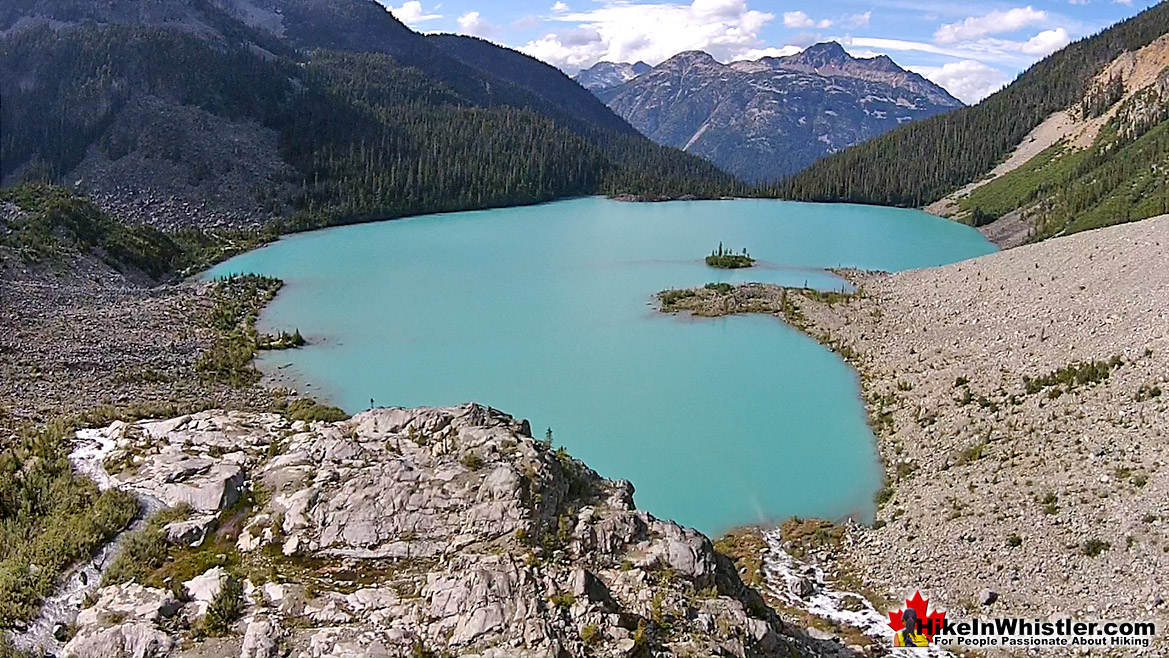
574, 60, 653, 92
788, 41, 852, 68
804, 41, 848, 57
663, 50, 719, 67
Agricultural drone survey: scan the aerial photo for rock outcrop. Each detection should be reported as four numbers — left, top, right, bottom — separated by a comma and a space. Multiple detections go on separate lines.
63, 404, 848, 657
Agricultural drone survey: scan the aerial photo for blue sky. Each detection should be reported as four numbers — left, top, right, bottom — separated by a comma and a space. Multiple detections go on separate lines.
378, 0, 1159, 103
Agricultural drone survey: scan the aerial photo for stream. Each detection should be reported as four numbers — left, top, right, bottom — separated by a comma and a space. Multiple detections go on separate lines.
11, 428, 162, 657
760, 527, 947, 657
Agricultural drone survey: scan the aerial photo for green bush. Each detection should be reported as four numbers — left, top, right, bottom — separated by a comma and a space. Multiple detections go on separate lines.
659, 289, 696, 307
1023, 356, 1124, 395
100, 506, 190, 587
549, 592, 575, 610
284, 398, 349, 423
0, 422, 139, 629
580, 623, 601, 645
1081, 539, 1110, 557
202, 574, 244, 636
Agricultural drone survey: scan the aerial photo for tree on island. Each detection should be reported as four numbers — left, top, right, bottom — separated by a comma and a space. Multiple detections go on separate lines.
705, 243, 754, 269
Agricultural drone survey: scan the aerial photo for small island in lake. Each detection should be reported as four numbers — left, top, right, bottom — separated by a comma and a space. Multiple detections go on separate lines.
705, 242, 755, 269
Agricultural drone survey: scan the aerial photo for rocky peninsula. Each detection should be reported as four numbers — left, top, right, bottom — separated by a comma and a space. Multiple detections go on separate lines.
659, 216, 1169, 655
43, 405, 853, 658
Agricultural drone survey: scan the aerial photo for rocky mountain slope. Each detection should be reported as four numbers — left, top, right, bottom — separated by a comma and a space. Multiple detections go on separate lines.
584, 42, 962, 182
0, 0, 733, 231
25, 405, 851, 657
780, 2, 1168, 245
927, 34, 1169, 247
574, 61, 651, 92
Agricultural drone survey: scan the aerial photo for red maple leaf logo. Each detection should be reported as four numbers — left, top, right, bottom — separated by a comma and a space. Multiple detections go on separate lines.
888, 591, 947, 640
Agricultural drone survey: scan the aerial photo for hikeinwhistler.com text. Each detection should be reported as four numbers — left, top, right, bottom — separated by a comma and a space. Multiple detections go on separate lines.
926, 617, 1157, 649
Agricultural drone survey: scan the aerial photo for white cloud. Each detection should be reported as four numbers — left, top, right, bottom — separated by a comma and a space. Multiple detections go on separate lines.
843, 11, 872, 28
910, 59, 1010, 103
457, 11, 499, 38
732, 45, 802, 60
520, 0, 787, 72
1019, 27, 1071, 55
783, 11, 832, 29
552, 1, 570, 11
842, 27, 1072, 65
934, 6, 1048, 44
513, 14, 541, 30
384, 1, 441, 26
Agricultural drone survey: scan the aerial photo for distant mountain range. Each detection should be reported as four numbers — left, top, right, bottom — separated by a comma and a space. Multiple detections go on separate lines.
0, 0, 733, 231
575, 42, 963, 182
780, 4, 1168, 246
575, 61, 652, 92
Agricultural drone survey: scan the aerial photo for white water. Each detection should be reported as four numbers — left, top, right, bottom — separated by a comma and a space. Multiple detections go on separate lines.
761, 527, 947, 657
10, 428, 162, 656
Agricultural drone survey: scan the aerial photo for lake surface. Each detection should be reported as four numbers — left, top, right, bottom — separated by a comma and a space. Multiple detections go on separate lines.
208, 197, 995, 535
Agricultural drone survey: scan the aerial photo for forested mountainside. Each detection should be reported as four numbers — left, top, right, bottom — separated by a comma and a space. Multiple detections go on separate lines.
776, 2, 1169, 235
0, 0, 738, 232
584, 43, 962, 183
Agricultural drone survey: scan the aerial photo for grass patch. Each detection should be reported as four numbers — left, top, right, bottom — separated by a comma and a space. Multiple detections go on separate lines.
277, 398, 349, 423
713, 528, 767, 588
1023, 356, 1123, 395
101, 506, 192, 587
780, 518, 845, 559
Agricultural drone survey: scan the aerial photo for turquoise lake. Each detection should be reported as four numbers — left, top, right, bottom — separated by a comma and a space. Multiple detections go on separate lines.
208, 197, 996, 535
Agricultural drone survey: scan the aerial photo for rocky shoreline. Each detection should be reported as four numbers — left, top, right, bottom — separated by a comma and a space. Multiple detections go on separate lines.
28, 405, 860, 658
658, 216, 1169, 656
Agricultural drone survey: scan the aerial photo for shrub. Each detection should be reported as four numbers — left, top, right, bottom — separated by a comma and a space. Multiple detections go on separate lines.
580, 623, 601, 646
1081, 539, 1110, 557
284, 398, 349, 423
1040, 491, 1059, 515
1006, 534, 1023, 547
1023, 356, 1124, 394
550, 592, 575, 610
460, 452, 484, 471
202, 574, 244, 636
957, 441, 986, 465
659, 289, 696, 306
100, 507, 192, 587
